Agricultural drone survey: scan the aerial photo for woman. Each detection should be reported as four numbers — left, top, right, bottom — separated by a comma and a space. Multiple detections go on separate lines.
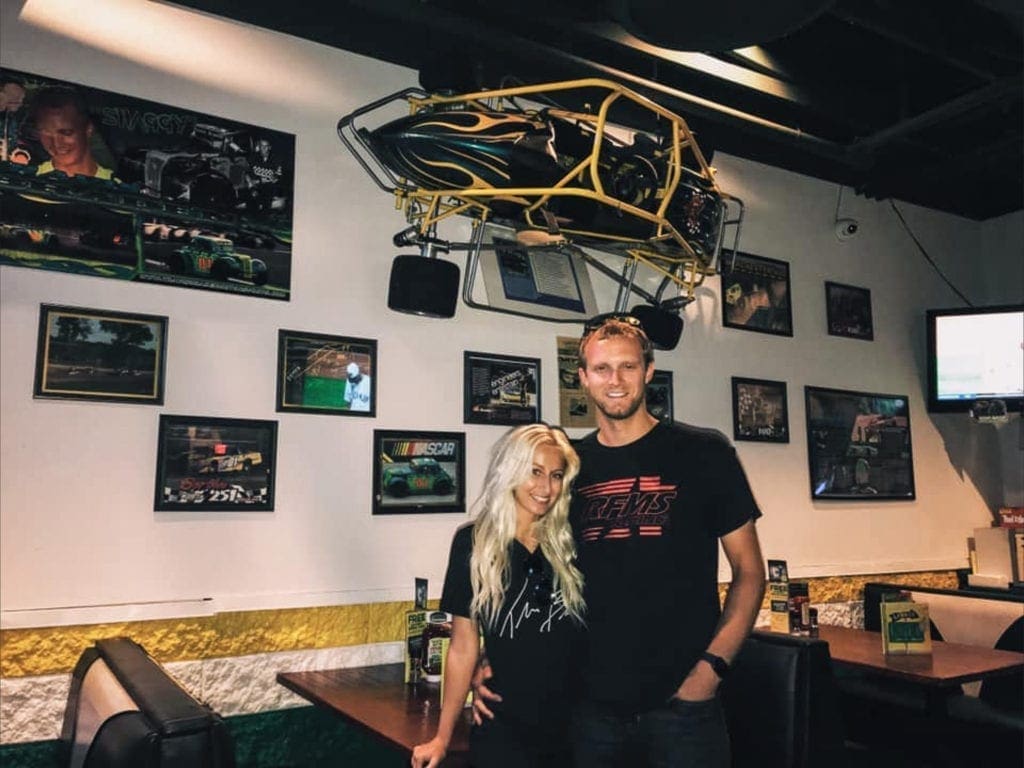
411, 423, 585, 768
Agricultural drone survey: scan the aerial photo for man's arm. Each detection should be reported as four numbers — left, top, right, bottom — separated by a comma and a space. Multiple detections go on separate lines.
674, 519, 765, 700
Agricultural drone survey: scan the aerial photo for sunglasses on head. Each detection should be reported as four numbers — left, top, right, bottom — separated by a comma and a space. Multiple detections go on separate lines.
581, 312, 644, 338
523, 549, 553, 607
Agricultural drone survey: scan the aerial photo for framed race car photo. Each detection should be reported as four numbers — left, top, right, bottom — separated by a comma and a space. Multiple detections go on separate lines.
154, 415, 278, 511
276, 329, 377, 416
33, 304, 168, 405
373, 430, 465, 515
463, 351, 540, 426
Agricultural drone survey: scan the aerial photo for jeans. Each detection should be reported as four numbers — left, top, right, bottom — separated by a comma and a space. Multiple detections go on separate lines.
470, 716, 572, 768
571, 696, 730, 768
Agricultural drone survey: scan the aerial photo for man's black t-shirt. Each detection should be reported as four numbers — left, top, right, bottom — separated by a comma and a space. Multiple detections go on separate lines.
570, 421, 761, 713
440, 524, 581, 734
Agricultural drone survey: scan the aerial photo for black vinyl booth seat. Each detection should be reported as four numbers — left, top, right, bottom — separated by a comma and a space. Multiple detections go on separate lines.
60, 637, 235, 768
722, 630, 847, 768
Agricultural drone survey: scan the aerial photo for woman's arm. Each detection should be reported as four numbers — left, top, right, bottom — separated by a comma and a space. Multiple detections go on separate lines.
411, 615, 480, 768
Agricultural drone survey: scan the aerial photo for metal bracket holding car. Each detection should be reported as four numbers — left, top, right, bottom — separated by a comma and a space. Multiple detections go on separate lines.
337, 78, 744, 348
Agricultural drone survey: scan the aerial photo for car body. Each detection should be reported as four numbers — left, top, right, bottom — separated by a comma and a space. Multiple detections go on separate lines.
193, 448, 262, 474
382, 457, 454, 497
338, 77, 745, 315
166, 234, 268, 285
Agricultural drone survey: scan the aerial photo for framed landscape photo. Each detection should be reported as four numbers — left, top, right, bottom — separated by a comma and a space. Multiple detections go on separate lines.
34, 304, 168, 405
373, 430, 465, 515
804, 386, 915, 501
732, 377, 789, 443
720, 252, 793, 337
276, 330, 376, 416
647, 369, 674, 424
463, 351, 540, 426
155, 415, 278, 511
825, 281, 874, 340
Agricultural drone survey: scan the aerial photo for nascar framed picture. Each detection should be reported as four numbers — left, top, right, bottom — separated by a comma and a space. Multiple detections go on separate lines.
154, 415, 278, 511
373, 430, 465, 515
463, 351, 540, 426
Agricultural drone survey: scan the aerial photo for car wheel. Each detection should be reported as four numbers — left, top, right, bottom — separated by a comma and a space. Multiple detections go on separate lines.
211, 258, 234, 281
252, 260, 269, 286
434, 479, 452, 495
387, 481, 409, 497
242, 460, 253, 472
166, 252, 186, 274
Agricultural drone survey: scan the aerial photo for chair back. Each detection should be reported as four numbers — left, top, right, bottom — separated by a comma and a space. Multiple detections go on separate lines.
722, 630, 846, 768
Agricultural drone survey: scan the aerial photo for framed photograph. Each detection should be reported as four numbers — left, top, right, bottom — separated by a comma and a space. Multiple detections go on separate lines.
647, 369, 674, 424
804, 386, 915, 501
373, 430, 466, 515
33, 304, 168, 405
732, 377, 789, 443
720, 252, 793, 336
1, 67, 294, 300
154, 415, 278, 511
463, 351, 541, 426
276, 330, 377, 416
557, 335, 595, 428
826, 281, 874, 340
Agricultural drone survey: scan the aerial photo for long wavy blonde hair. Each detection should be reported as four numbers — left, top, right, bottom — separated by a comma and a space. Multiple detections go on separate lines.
469, 423, 585, 628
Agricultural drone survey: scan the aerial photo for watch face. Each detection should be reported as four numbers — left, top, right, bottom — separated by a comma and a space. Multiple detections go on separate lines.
703, 652, 729, 677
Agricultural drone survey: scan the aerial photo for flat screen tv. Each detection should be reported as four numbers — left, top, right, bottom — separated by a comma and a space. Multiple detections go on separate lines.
926, 304, 1024, 413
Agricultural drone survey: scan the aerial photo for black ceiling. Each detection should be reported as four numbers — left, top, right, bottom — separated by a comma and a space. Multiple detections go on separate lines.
177, 0, 1023, 220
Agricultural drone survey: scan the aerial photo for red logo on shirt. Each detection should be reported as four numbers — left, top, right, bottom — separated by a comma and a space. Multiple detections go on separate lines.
576, 476, 677, 541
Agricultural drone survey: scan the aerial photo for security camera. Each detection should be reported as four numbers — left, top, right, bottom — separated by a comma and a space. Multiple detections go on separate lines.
835, 218, 860, 241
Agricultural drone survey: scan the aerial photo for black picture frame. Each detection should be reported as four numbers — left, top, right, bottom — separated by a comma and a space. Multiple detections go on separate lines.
825, 281, 874, 340
463, 351, 541, 426
720, 251, 793, 336
373, 430, 466, 515
647, 369, 674, 424
804, 386, 915, 501
154, 415, 278, 511
732, 377, 790, 443
276, 329, 377, 416
1, 67, 295, 301
33, 304, 168, 405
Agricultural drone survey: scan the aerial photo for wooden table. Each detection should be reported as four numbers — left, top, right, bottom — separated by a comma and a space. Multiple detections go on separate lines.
818, 624, 1024, 688
277, 663, 471, 767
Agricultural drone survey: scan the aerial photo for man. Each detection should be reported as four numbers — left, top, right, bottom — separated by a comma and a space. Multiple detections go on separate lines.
29, 87, 113, 179
343, 361, 371, 412
476, 313, 765, 767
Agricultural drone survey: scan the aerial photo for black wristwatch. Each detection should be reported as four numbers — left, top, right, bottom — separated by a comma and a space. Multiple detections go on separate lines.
700, 651, 730, 679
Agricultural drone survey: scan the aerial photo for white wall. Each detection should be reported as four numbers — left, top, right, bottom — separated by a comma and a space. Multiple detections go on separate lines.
2, 0, 1021, 626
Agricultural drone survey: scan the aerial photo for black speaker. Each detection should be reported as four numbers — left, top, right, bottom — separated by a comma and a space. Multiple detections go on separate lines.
631, 304, 683, 350
388, 255, 460, 318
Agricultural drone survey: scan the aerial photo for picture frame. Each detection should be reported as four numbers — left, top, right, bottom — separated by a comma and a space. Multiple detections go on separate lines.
804, 386, 915, 501
154, 415, 278, 511
1, 67, 294, 301
825, 281, 874, 340
463, 351, 541, 426
276, 329, 377, 416
373, 430, 466, 515
720, 251, 793, 336
732, 377, 790, 443
33, 304, 168, 405
647, 369, 674, 423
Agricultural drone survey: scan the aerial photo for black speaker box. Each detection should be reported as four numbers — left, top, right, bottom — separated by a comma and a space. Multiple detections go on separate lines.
388, 255, 460, 318
631, 304, 684, 350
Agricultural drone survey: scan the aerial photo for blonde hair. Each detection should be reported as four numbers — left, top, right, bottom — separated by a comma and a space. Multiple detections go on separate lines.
578, 317, 654, 370
469, 423, 585, 627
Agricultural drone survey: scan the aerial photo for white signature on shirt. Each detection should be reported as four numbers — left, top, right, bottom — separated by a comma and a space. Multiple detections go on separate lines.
498, 581, 569, 638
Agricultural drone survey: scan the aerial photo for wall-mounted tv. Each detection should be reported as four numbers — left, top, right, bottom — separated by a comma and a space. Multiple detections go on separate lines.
926, 304, 1024, 413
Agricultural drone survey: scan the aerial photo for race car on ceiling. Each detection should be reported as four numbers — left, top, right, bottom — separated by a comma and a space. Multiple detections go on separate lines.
337, 77, 744, 338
